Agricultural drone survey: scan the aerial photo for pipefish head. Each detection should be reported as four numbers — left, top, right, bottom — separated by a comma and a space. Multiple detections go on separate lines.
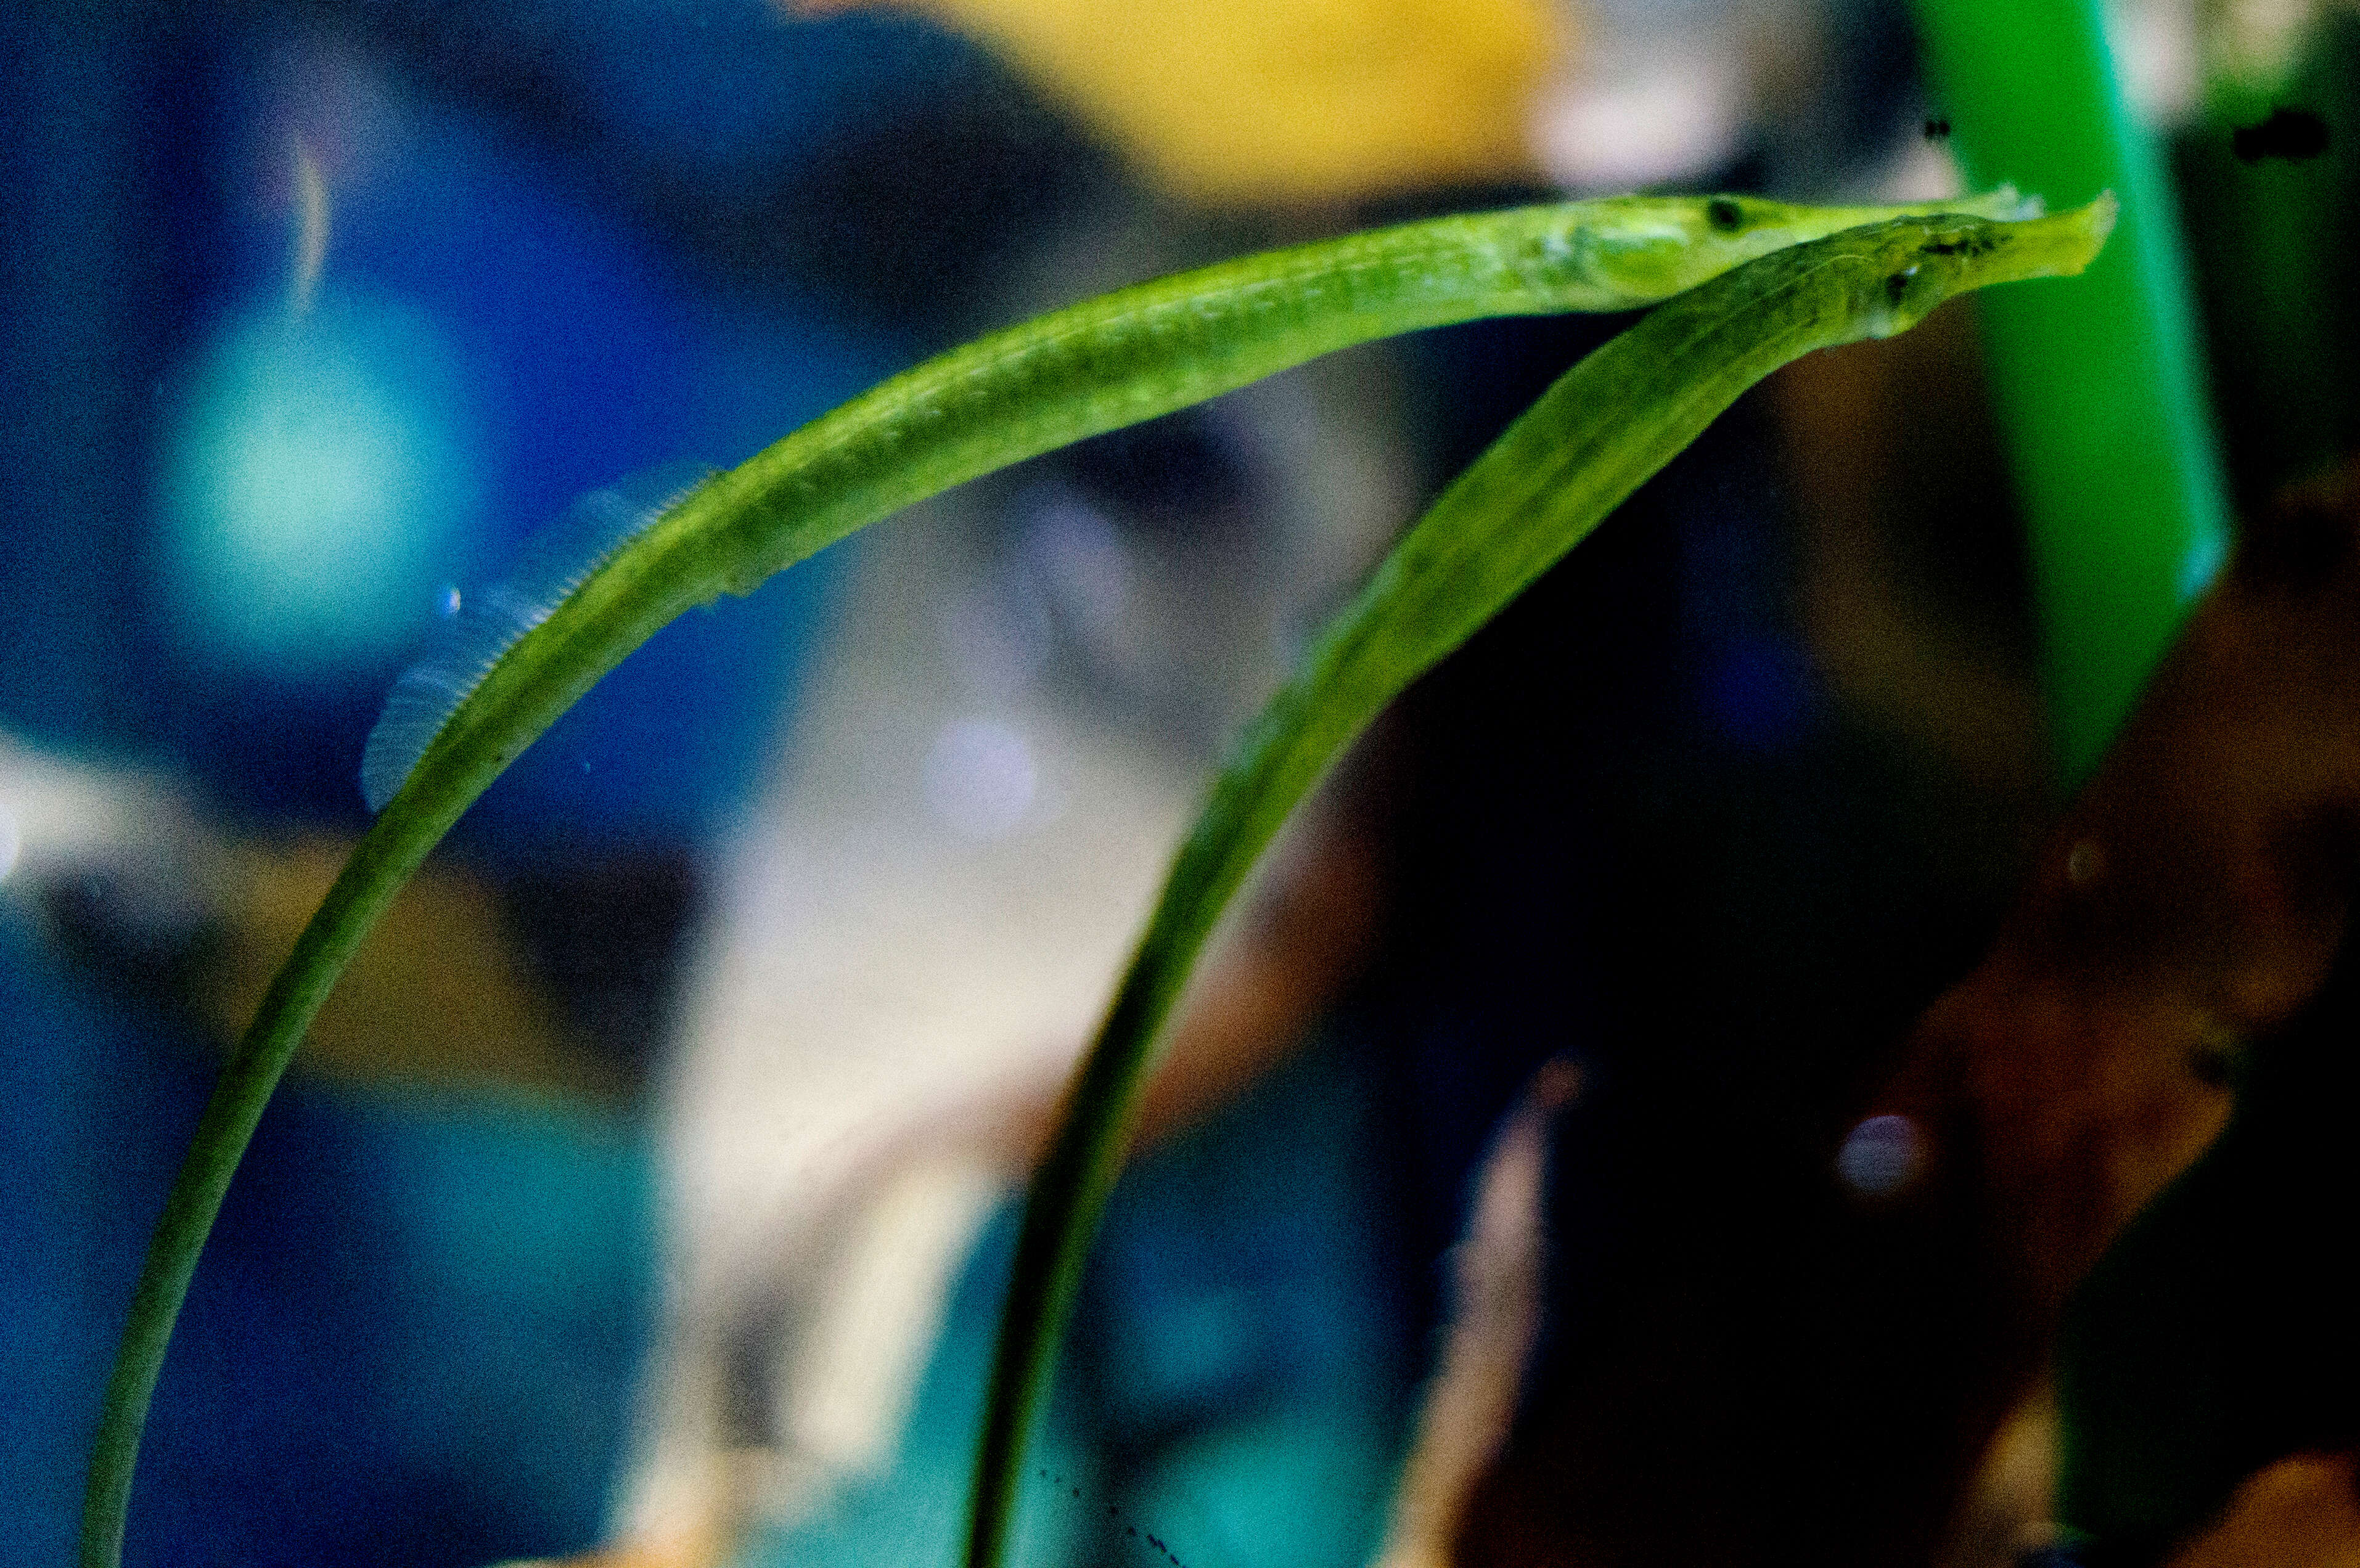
1534, 195, 1827, 292
1660, 184, 2039, 252
1522, 184, 2047, 304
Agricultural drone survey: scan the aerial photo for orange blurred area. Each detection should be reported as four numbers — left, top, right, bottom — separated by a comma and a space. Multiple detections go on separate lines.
787, 0, 1567, 202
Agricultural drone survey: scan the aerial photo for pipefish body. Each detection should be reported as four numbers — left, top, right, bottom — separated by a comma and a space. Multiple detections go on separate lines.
360, 189, 2033, 820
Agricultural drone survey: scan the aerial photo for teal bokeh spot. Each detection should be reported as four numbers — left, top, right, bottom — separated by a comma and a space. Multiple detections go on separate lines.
158, 292, 483, 676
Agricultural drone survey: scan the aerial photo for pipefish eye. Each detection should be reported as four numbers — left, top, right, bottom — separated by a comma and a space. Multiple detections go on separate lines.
1706, 197, 1745, 233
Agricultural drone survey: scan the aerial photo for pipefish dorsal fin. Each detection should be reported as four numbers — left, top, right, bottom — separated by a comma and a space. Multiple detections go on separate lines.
359, 464, 714, 812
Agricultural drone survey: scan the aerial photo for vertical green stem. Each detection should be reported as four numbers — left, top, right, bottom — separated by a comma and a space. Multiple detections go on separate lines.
1909, 0, 2229, 785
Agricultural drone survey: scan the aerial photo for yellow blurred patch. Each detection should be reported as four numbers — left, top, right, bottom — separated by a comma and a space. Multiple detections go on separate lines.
199, 836, 631, 1104
793, 0, 1567, 203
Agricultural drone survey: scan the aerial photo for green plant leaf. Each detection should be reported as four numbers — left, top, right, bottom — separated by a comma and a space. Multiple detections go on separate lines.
81, 187, 2048, 1568
962, 197, 2120, 1568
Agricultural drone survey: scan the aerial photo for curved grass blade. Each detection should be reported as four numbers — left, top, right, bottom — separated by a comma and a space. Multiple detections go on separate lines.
80, 186, 2036, 1568
963, 197, 2121, 1568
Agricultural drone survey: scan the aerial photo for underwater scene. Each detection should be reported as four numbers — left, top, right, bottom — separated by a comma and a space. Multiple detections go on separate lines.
6, 4, 2359, 1568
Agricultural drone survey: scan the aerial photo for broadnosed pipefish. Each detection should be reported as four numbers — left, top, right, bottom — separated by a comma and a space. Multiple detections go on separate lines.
356, 187, 2039, 822
84, 186, 2094, 1568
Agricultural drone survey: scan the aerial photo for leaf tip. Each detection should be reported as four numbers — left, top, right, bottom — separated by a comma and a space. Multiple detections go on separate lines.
2051, 190, 2121, 277
2086, 188, 2122, 242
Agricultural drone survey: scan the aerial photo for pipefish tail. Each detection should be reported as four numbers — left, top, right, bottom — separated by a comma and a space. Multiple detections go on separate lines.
89, 185, 2039, 1568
